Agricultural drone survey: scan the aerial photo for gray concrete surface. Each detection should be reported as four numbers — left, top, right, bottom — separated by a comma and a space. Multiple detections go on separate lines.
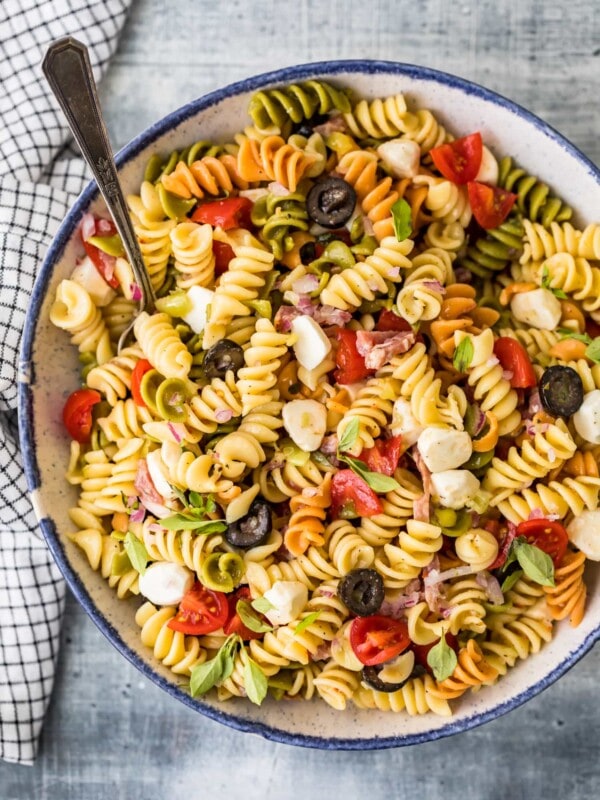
3, 0, 600, 797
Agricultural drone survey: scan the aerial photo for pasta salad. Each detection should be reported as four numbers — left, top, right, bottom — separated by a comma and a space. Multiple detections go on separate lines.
51, 80, 600, 716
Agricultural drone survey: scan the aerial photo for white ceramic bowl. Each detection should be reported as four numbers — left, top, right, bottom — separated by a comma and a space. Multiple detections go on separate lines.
19, 60, 600, 749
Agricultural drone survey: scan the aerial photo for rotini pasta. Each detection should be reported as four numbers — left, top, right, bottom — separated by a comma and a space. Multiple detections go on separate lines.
52, 79, 599, 719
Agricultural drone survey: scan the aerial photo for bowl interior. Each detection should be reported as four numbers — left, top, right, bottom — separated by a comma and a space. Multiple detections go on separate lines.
20, 60, 600, 748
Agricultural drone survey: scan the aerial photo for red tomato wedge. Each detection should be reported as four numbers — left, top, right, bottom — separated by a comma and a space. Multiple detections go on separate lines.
493, 337, 537, 388
192, 197, 253, 231
586, 318, 600, 340
516, 519, 569, 568
350, 616, 410, 666
167, 583, 229, 635
212, 240, 236, 276
81, 217, 120, 289
375, 309, 413, 333
467, 181, 517, 229
430, 132, 483, 185
412, 633, 459, 674
333, 328, 374, 385
331, 470, 383, 519
131, 359, 153, 407
358, 436, 403, 477
223, 587, 263, 641
62, 388, 101, 443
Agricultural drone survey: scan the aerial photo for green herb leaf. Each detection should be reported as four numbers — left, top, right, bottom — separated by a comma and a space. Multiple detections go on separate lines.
123, 531, 149, 576
251, 596, 275, 614
189, 635, 239, 697
515, 541, 555, 587
391, 198, 412, 242
190, 654, 226, 697
557, 328, 592, 344
243, 657, 268, 706
160, 515, 227, 533
170, 484, 188, 505
541, 265, 568, 299
500, 569, 524, 593
453, 336, 474, 373
294, 611, 321, 635
427, 634, 457, 682
501, 536, 527, 573
337, 417, 360, 453
341, 455, 401, 493
585, 337, 600, 364
236, 600, 273, 633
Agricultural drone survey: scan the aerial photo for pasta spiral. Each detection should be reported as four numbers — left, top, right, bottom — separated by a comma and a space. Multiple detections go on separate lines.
50, 280, 112, 364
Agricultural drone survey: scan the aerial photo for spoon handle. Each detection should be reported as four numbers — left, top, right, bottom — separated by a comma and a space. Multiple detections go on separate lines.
42, 37, 156, 313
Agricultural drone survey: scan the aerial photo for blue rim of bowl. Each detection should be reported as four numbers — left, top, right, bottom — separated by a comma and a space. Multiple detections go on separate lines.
19, 58, 600, 750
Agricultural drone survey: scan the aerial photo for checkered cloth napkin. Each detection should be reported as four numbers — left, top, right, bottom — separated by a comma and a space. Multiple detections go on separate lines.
0, 0, 132, 765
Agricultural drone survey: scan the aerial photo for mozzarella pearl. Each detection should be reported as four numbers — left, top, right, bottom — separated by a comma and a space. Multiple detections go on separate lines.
291, 315, 332, 371
430, 469, 481, 510
573, 390, 600, 444
376, 139, 421, 179
139, 562, 194, 607
567, 510, 600, 561
417, 428, 473, 473
182, 285, 214, 333
263, 581, 308, 626
391, 398, 424, 447
475, 145, 499, 185
510, 288, 562, 330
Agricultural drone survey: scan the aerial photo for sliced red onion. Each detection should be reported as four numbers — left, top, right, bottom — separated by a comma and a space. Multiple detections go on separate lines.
475, 571, 505, 605
264, 458, 285, 472
146, 522, 165, 533
423, 564, 476, 587
296, 294, 315, 314
320, 435, 339, 456
362, 215, 375, 236
547, 446, 557, 463
80, 212, 96, 241
525, 420, 549, 436
502, 369, 514, 382
313, 115, 348, 136
356, 330, 416, 370
274, 304, 302, 332
528, 508, 560, 522
470, 511, 481, 527
130, 282, 142, 302
215, 408, 233, 423
143, 499, 173, 519
239, 187, 269, 202
454, 266, 472, 283
313, 643, 332, 661
486, 356, 500, 368
387, 267, 400, 279
379, 581, 422, 618
528, 388, 543, 415
129, 506, 146, 524
167, 422, 183, 444
96, 217, 114, 235
292, 274, 320, 294
422, 280, 446, 294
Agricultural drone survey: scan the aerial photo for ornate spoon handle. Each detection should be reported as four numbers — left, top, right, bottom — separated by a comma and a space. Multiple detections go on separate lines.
42, 37, 156, 318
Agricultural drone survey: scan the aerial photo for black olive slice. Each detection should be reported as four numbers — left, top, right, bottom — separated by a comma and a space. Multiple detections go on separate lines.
539, 365, 584, 417
361, 665, 408, 693
338, 569, 384, 616
225, 499, 272, 549
306, 177, 357, 229
203, 339, 245, 379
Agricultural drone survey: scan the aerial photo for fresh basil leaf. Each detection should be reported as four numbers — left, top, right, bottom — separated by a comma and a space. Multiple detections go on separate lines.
341, 455, 401, 493
251, 596, 275, 614
123, 531, 149, 576
190, 653, 226, 697
427, 634, 457, 682
585, 337, 600, 364
337, 417, 360, 454
515, 541, 555, 587
390, 198, 412, 242
500, 569, 524, 593
557, 328, 592, 344
243, 657, 268, 706
294, 611, 321, 635
160, 515, 227, 533
501, 536, 527, 573
236, 600, 273, 633
453, 336, 474, 373
541, 265, 567, 299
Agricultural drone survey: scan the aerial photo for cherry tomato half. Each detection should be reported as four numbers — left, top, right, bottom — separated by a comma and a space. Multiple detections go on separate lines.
333, 328, 374, 385
375, 309, 413, 333
493, 336, 537, 389
331, 470, 383, 519
62, 388, 102, 443
467, 181, 517, 230
212, 240, 236, 276
167, 583, 229, 635
192, 197, 253, 231
516, 519, 569, 567
430, 132, 483, 185
131, 359, 153, 407
350, 615, 410, 666
81, 217, 120, 289
223, 586, 263, 641
358, 436, 403, 477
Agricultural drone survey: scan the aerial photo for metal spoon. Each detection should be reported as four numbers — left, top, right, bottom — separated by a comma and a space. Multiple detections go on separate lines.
42, 37, 156, 353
